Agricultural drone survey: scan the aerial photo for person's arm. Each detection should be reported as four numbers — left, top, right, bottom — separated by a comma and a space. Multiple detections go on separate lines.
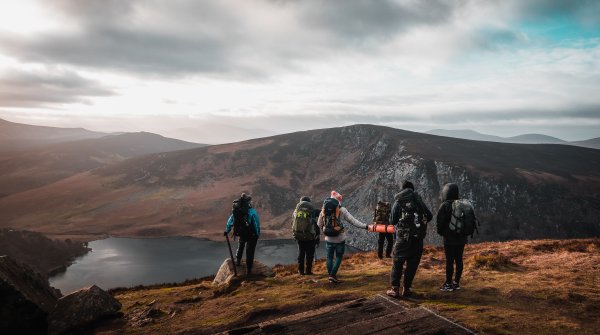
225, 214, 234, 234
251, 208, 260, 236
436, 203, 450, 236
317, 211, 324, 230
390, 201, 400, 226
340, 207, 367, 229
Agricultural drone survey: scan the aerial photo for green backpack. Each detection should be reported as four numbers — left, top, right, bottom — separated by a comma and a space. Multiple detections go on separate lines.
292, 202, 315, 241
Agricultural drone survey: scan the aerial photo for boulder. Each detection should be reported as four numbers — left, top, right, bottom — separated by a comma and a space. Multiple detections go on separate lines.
49, 285, 121, 335
212, 259, 274, 286
0, 255, 61, 334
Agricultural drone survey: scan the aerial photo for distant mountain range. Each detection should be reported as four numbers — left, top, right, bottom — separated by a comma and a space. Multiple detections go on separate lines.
1, 124, 598, 247
0, 119, 206, 197
426, 129, 600, 149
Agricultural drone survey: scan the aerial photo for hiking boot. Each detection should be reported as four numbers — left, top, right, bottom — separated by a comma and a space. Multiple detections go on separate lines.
386, 286, 400, 298
440, 283, 454, 292
306, 265, 313, 275
402, 287, 413, 298
452, 281, 461, 291
328, 275, 340, 284
378, 254, 383, 260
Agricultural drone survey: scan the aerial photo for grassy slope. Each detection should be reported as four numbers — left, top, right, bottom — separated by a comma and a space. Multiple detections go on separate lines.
96, 239, 600, 335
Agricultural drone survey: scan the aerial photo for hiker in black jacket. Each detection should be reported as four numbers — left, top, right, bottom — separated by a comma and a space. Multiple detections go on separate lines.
386, 181, 433, 299
436, 183, 467, 291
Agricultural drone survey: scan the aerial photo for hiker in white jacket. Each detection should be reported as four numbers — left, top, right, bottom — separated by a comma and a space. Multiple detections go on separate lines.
317, 190, 367, 283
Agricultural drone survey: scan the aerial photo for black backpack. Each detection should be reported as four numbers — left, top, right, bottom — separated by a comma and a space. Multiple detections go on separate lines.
232, 198, 253, 237
396, 190, 418, 223
322, 198, 343, 237
449, 199, 479, 237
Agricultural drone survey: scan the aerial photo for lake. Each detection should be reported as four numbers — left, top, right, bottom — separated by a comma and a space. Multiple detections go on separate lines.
49, 237, 360, 294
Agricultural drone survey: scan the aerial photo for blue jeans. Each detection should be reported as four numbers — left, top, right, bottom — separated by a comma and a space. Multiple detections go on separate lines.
326, 241, 345, 276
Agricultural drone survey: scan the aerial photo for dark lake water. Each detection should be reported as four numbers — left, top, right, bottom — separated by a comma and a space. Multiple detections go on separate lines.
49, 237, 360, 294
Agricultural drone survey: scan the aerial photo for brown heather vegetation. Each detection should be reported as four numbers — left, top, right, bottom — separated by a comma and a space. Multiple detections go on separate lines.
94, 238, 600, 335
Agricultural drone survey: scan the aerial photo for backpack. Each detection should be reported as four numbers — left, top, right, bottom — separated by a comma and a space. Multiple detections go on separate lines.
396, 190, 418, 223
232, 198, 253, 237
449, 199, 479, 237
373, 201, 391, 224
395, 190, 428, 241
322, 198, 343, 237
292, 202, 316, 241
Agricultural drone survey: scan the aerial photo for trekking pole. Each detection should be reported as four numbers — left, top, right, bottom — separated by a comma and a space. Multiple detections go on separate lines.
225, 233, 237, 277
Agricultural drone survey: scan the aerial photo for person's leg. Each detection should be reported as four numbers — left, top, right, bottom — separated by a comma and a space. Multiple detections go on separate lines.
444, 244, 455, 284
305, 240, 316, 274
325, 242, 335, 275
236, 238, 246, 265
385, 233, 394, 258
454, 244, 466, 284
377, 233, 385, 259
297, 240, 306, 274
245, 237, 258, 274
330, 242, 346, 277
403, 240, 424, 291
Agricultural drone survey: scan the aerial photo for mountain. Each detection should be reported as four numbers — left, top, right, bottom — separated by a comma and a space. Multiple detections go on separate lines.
0, 118, 107, 151
426, 129, 505, 142
0, 124, 598, 246
0, 132, 206, 197
573, 137, 600, 150
426, 129, 594, 146
504, 133, 567, 144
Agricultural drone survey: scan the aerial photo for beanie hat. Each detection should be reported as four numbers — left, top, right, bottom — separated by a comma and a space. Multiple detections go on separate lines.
300, 196, 311, 202
331, 190, 343, 203
401, 180, 414, 190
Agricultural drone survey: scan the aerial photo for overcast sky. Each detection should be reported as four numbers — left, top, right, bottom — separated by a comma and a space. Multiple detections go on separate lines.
0, 0, 599, 141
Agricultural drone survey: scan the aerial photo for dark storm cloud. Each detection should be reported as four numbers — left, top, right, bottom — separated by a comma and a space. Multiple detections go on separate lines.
299, 0, 457, 42
0, 0, 461, 78
0, 69, 114, 107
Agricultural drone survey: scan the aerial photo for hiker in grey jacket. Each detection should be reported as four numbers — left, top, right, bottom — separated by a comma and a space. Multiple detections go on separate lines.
317, 190, 367, 283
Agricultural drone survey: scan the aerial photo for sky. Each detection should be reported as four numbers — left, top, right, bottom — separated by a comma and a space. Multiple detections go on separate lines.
0, 0, 599, 142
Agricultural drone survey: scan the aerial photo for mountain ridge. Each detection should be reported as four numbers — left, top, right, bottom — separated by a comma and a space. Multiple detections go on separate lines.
0, 124, 598, 246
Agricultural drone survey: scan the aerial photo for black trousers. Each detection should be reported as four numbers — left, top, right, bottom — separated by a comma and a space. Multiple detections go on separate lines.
390, 238, 423, 289
377, 233, 394, 258
297, 240, 316, 273
236, 236, 258, 272
444, 243, 465, 284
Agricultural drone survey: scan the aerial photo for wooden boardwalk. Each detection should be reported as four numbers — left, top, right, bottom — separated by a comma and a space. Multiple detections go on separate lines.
222, 294, 476, 335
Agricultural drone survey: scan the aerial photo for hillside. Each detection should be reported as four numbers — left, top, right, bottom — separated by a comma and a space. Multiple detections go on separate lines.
0, 132, 205, 196
0, 229, 89, 277
0, 118, 106, 151
0, 125, 599, 245
92, 238, 600, 335
573, 137, 600, 150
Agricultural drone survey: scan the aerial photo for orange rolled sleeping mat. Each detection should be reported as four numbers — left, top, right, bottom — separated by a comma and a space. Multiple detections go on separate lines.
367, 223, 395, 234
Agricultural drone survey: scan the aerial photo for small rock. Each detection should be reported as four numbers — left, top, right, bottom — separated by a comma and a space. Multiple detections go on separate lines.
212, 259, 275, 287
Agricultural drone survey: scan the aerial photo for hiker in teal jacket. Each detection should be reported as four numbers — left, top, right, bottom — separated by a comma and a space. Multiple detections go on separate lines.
224, 193, 261, 274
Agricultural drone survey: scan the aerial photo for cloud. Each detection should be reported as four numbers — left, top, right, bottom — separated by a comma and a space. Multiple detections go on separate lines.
0, 68, 114, 107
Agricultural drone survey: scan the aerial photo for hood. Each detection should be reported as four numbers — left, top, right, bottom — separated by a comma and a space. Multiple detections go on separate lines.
394, 188, 414, 200
441, 183, 459, 202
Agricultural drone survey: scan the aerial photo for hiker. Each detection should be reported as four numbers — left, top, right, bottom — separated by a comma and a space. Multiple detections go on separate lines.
224, 193, 260, 274
317, 190, 367, 283
436, 183, 477, 292
373, 201, 393, 259
386, 181, 433, 299
292, 196, 319, 275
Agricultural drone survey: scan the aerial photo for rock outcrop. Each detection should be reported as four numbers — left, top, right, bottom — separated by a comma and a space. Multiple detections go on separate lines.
48, 285, 121, 334
0, 255, 61, 334
212, 259, 275, 286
